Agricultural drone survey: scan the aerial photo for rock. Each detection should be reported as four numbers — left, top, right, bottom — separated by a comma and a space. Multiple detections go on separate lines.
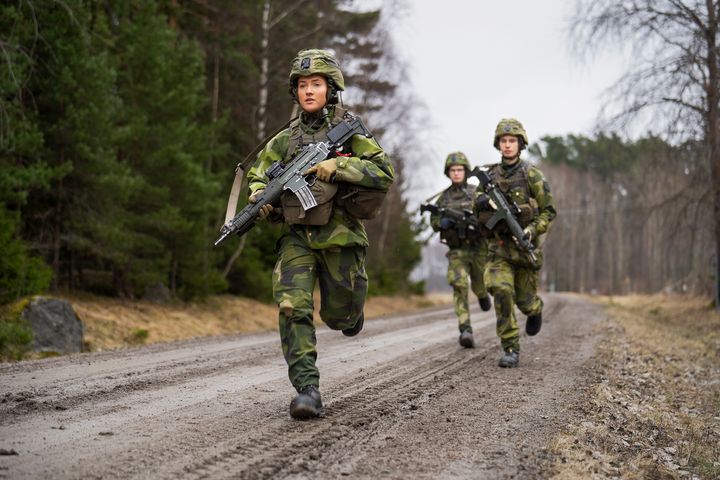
22, 297, 83, 354
143, 282, 172, 304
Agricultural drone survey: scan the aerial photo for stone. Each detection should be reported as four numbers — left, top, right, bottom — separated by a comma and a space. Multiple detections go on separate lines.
143, 282, 172, 303
22, 297, 83, 354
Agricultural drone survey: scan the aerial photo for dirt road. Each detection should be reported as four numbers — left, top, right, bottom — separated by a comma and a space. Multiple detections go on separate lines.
0, 293, 604, 479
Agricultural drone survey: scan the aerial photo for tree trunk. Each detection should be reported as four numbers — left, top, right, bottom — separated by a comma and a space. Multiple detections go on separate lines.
257, 0, 271, 141
705, 0, 720, 307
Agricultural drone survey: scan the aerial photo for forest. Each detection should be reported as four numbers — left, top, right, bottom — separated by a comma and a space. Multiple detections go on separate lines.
2, 0, 719, 306
1, 0, 424, 305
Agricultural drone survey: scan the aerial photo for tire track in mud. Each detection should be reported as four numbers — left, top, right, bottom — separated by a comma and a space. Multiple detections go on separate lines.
171, 338, 493, 480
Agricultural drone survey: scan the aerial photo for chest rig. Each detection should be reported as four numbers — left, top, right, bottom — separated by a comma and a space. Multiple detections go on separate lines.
479, 160, 538, 233
438, 183, 483, 248
278, 108, 348, 225
281, 106, 386, 223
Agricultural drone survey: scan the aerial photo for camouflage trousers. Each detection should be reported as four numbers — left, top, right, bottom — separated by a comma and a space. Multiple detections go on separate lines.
483, 256, 543, 352
273, 231, 367, 391
446, 244, 488, 333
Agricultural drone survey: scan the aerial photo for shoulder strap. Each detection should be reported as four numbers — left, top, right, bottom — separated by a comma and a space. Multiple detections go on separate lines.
223, 118, 296, 225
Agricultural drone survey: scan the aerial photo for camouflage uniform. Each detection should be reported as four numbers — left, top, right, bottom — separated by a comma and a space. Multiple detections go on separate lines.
248, 93, 394, 391
430, 180, 488, 334
477, 119, 556, 354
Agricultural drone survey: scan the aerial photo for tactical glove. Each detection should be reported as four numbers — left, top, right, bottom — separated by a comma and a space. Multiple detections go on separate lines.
305, 158, 337, 183
249, 189, 274, 220
439, 217, 456, 230
475, 194, 493, 211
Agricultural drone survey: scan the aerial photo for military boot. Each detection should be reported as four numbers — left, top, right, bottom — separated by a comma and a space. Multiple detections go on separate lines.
526, 312, 542, 336
289, 385, 324, 419
479, 295, 492, 312
498, 349, 519, 368
459, 330, 475, 348
342, 312, 364, 337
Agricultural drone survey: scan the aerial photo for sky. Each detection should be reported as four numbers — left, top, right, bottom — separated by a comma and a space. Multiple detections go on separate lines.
386, 0, 630, 200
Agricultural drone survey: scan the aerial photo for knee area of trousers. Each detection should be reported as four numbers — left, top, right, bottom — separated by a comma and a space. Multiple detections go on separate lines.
279, 299, 313, 320
491, 283, 514, 299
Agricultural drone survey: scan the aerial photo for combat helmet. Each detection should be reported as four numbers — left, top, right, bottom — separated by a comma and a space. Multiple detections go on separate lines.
444, 151, 470, 177
289, 49, 345, 104
493, 118, 529, 150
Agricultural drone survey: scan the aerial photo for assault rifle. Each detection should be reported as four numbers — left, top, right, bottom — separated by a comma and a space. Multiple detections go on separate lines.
215, 117, 370, 246
419, 203, 480, 240
468, 166, 538, 266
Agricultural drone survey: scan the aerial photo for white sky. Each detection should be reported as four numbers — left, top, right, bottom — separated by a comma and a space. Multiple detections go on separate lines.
387, 0, 630, 200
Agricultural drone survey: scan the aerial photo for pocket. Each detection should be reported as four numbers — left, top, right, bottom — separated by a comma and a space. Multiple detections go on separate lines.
281, 180, 338, 225
337, 185, 387, 220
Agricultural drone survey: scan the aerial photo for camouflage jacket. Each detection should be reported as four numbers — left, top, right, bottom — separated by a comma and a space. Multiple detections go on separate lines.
247, 108, 394, 249
479, 159, 556, 265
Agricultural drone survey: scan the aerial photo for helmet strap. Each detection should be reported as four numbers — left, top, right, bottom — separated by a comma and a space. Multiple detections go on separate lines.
326, 78, 338, 105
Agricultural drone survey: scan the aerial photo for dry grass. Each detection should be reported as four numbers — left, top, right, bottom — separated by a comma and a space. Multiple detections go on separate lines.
548, 294, 720, 479
63, 291, 453, 352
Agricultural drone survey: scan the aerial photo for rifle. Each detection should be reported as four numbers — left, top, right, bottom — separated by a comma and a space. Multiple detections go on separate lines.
215, 117, 370, 246
419, 203, 480, 240
468, 166, 538, 266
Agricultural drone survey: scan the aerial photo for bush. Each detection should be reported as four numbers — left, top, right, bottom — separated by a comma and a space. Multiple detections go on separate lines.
0, 207, 52, 304
0, 299, 34, 361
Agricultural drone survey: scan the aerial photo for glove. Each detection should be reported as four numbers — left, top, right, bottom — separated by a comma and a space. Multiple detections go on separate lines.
523, 226, 535, 243
305, 158, 337, 183
249, 189, 274, 220
475, 194, 492, 211
439, 217, 456, 230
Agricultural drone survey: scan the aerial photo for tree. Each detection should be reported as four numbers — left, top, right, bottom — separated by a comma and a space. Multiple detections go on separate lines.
570, 0, 720, 303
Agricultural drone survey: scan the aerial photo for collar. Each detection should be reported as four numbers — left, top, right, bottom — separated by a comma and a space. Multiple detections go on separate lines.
501, 156, 522, 174
300, 107, 331, 133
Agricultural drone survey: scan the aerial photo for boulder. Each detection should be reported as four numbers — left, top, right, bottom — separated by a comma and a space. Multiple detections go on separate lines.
143, 282, 172, 304
22, 297, 83, 354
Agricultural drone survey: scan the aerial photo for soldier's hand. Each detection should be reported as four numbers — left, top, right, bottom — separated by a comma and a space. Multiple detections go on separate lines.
305, 158, 337, 183
258, 204, 274, 220
523, 226, 535, 243
249, 189, 273, 220
439, 217, 456, 230
475, 194, 492, 211
249, 189, 264, 204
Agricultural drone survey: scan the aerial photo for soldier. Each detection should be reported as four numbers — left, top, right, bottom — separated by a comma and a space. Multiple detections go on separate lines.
247, 49, 394, 419
475, 119, 556, 368
430, 152, 492, 349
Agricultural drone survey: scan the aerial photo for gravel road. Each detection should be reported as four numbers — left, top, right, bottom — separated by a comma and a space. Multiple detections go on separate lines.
0, 293, 604, 479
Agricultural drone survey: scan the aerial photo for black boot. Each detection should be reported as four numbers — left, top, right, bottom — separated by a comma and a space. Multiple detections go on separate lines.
498, 349, 519, 368
458, 330, 475, 348
526, 312, 542, 336
479, 295, 492, 312
342, 313, 364, 337
289, 385, 324, 419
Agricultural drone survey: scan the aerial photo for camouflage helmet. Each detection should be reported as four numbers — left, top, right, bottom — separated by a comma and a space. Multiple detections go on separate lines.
289, 49, 345, 99
493, 118, 529, 150
444, 151, 470, 176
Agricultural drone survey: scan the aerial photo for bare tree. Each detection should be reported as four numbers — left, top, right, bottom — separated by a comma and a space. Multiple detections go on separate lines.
570, 0, 720, 303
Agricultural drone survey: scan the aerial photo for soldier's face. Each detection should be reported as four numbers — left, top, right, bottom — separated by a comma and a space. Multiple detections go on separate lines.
297, 75, 328, 113
448, 165, 466, 184
499, 135, 519, 158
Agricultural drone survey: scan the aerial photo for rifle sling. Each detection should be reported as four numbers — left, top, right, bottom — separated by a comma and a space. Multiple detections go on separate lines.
223, 118, 297, 225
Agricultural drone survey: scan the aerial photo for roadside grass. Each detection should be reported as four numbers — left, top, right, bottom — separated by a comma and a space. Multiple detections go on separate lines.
66, 291, 453, 352
0, 298, 33, 361
548, 294, 720, 479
